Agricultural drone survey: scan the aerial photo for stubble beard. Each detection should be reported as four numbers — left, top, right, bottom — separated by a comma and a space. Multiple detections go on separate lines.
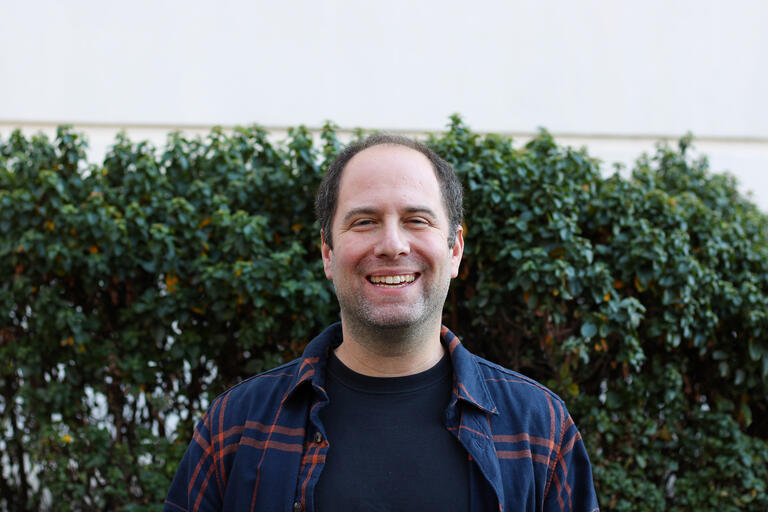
333, 275, 451, 356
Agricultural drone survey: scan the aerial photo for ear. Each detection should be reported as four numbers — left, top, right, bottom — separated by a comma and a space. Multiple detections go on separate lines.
320, 230, 333, 280
449, 225, 464, 278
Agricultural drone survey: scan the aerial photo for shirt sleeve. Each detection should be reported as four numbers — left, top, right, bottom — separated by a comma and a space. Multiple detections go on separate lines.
543, 412, 600, 512
163, 414, 223, 512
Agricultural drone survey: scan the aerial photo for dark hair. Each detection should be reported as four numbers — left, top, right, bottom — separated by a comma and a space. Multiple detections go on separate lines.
315, 133, 463, 249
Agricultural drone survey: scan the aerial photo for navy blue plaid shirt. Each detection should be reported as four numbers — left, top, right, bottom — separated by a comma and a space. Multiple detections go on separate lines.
164, 323, 599, 512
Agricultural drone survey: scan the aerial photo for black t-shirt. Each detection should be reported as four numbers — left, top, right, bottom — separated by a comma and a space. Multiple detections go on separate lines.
315, 351, 470, 511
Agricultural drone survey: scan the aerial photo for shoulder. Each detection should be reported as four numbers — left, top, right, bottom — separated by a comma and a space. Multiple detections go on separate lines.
221, 358, 304, 400
199, 323, 340, 429
476, 356, 564, 401
199, 358, 306, 431
472, 354, 571, 427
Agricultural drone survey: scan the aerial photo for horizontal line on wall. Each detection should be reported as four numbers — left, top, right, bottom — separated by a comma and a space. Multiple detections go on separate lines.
1, 119, 766, 145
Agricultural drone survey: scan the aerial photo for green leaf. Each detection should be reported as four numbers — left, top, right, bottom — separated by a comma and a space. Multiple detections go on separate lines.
580, 322, 597, 338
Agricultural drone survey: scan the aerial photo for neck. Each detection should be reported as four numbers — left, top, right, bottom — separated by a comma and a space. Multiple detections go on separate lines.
334, 319, 445, 377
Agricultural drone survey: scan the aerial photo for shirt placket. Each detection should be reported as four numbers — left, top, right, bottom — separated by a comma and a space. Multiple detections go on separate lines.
447, 400, 505, 511
292, 386, 329, 512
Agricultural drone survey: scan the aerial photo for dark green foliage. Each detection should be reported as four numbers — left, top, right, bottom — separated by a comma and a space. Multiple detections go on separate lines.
1, 118, 766, 510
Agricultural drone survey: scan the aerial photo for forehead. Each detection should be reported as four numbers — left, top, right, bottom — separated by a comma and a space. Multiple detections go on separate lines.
338, 144, 440, 200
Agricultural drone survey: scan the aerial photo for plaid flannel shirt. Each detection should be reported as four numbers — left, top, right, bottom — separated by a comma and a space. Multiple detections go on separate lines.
164, 323, 599, 512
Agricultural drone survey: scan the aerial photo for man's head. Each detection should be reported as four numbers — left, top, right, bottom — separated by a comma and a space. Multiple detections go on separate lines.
316, 137, 464, 335
315, 134, 463, 249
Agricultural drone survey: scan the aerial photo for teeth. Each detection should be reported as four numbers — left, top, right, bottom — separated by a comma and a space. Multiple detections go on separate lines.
370, 274, 415, 285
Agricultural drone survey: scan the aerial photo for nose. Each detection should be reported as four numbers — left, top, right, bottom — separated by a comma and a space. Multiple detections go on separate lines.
374, 222, 410, 259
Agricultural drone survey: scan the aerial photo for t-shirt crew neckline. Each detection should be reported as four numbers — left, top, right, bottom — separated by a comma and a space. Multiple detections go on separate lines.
326, 350, 451, 395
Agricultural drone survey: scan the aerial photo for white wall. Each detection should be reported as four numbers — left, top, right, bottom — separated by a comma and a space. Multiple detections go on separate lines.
2, 0, 766, 209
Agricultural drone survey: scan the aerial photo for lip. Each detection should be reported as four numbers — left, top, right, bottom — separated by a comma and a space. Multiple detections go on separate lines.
365, 271, 420, 280
365, 271, 420, 287
366, 270, 420, 278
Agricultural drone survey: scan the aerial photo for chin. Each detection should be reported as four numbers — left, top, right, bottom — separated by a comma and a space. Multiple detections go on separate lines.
360, 308, 435, 332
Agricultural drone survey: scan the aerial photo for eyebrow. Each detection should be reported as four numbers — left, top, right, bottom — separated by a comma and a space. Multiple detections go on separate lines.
341, 205, 439, 224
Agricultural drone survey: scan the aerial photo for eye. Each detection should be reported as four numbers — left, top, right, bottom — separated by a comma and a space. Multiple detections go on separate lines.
407, 217, 429, 226
351, 219, 375, 228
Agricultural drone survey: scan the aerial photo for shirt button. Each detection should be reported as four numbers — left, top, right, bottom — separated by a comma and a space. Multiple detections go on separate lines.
293, 501, 303, 512
314, 431, 324, 444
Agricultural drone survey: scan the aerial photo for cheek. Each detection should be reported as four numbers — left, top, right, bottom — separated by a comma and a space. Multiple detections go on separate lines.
417, 238, 453, 265
331, 245, 368, 277
335, 236, 374, 262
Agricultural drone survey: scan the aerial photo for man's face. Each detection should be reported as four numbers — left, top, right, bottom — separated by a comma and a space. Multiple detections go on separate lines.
321, 144, 464, 332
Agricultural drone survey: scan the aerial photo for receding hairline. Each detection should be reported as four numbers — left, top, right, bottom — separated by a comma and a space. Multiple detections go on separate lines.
343, 141, 435, 168
337, 141, 445, 200
337, 142, 441, 194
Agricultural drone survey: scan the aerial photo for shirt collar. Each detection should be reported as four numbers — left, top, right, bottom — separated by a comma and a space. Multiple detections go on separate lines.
283, 322, 498, 415
283, 322, 342, 403
440, 325, 498, 415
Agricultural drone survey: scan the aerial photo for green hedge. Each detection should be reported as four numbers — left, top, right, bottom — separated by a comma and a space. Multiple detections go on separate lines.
1, 117, 766, 511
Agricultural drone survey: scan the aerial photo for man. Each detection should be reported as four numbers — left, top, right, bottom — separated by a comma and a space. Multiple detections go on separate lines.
164, 134, 599, 511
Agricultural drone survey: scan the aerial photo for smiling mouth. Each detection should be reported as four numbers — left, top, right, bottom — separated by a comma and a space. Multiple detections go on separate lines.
368, 274, 417, 287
